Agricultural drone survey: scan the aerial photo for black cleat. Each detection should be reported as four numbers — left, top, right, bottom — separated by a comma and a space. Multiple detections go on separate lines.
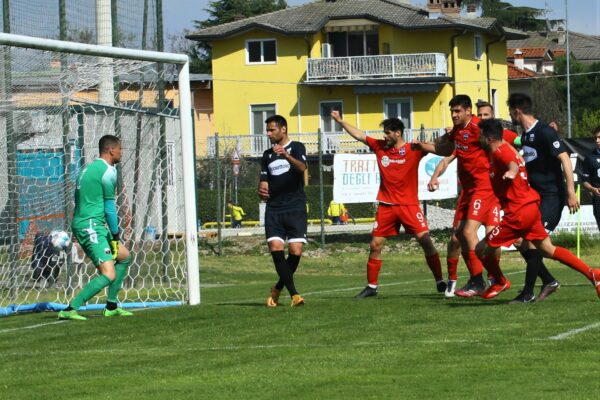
355, 286, 378, 299
436, 280, 448, 293
508, 291, 536, 304
538, 280, 560, 301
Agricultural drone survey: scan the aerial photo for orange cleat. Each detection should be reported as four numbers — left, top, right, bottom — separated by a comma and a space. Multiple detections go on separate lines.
481, 280, 511, 299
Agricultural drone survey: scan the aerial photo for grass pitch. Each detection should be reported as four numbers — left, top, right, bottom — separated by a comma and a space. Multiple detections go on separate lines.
2, 232, 600, 399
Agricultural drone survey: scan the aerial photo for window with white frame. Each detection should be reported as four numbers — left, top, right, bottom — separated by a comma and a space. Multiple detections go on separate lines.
320, 102, 343, 132
474, 35, 483, 60
384, 99, 411, 129
250, 104, 276, 154
246, 39, 277, 64
250, 104, 276, 135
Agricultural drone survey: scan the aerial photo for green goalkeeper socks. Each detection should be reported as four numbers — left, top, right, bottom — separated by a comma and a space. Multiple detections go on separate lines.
107, 255, 131, 303
70, 274, 112, 310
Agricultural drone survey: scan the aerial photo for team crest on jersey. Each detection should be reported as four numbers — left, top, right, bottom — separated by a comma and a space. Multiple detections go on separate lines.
381, 156, 390, 167
399, 147, 406, 156
553, 141, 560, 149
529, 134, 535, 142
463, 133, 469, 141
104, 248, 111, 255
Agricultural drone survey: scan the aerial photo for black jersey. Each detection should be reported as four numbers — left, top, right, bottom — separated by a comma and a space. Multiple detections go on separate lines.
260, 141, 307, 213
582, 148, 600, 188
520, 121, 567, 196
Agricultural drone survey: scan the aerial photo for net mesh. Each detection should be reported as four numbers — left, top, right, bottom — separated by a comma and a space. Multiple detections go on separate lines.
0, 44, 188, 311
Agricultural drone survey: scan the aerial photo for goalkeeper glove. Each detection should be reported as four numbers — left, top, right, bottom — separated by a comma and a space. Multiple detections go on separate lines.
110, 233, 120, 260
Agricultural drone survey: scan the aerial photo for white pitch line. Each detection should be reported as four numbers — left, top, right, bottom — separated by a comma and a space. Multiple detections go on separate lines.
0, 320, 67, 334
214, 269, 525, 305
548, 322, 600, 340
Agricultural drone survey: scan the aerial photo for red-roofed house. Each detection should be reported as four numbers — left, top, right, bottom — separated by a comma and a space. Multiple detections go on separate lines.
506, 47, 555, 74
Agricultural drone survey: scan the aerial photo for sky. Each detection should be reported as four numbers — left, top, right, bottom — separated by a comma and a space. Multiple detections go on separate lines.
163, 0, 600, 47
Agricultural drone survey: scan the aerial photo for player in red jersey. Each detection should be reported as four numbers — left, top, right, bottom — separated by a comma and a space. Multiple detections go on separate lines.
331, 110, 444, 298
477, 118, 600, 299
427, 101, 515, 297
414, 95, 513, 298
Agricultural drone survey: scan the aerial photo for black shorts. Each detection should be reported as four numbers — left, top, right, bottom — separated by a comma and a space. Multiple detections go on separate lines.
265, 208, 307, 244
539, 193, 565, 232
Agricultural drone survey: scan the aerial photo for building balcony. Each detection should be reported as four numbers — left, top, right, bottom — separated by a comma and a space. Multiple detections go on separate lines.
306, 53, 448, 83
207, 129, 444, 158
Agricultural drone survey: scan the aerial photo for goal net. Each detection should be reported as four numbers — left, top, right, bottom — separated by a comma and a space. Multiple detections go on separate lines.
0, 33, 199, 316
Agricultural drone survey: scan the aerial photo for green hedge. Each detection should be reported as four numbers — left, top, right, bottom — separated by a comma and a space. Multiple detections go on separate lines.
197, 185, 456, 223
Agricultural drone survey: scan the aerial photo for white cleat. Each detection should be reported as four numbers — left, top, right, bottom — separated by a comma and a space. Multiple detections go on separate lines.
444, 280, 457, 298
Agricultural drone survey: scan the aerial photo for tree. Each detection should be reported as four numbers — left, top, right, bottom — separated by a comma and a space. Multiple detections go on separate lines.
553, 56, 600, 136
531, 77, 566, 130
462, 0, 546, 31
188, 0, 288, 73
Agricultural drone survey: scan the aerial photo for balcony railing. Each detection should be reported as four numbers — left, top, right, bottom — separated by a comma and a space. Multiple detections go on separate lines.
206, 129, 444, 158
306, 53, 448, 82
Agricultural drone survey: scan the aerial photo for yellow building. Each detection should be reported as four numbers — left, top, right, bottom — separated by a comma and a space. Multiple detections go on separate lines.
188, 0, 525, 156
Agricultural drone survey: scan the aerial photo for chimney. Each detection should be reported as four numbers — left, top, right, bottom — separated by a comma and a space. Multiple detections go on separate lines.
465, 4, 477, 18
426, 0, 462, 18
513, 49, 524, 70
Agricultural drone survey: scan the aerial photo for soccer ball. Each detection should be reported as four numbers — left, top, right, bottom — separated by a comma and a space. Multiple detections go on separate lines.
50, 230, 71, 251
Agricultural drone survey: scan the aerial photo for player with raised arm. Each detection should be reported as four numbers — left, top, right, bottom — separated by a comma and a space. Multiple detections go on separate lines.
331, 110, 445, 298
413, 95, 512, 298
58, 135, 132, 320
477, 118, 600, 299
260, 115, 308, 307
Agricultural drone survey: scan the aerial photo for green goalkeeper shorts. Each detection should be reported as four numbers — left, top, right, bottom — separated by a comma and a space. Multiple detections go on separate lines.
72, 221, 114, 267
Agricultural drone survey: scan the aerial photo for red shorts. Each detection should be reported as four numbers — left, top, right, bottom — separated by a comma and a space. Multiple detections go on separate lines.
485, 202, 548, 248
453, 190, 499, 227
372, 204, 429, 237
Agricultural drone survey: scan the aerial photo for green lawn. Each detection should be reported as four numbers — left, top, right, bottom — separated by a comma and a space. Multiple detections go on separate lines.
2, 233, 600, 399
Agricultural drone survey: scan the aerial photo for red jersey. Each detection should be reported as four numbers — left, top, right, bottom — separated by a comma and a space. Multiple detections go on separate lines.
503, 129, 518, 145
448, 115, 493, 194
366, 136, 424, 206
489, 143, 540, 215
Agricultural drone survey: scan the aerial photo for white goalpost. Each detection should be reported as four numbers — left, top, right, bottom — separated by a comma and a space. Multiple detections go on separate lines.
0, 32, 200, 315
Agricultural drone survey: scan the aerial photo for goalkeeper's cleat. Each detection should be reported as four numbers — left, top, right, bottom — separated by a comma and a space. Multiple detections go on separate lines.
290, 294, 305, 307
436, 280, 447, 293
103, 307, 133, 317
266, 287, 281, 307
355, 285, 378, 299
444, 280, 457, 298
58, 310, 87, 321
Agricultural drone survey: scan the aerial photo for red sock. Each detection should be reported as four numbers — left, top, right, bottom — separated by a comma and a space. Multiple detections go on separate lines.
447, 257, 459, 281
426, 253, 443, 281
461, 251, 473, 276
367, 258, 383, 286
552, 246, 592, 280
481, 255, 505, 282
468, 250, 484, 276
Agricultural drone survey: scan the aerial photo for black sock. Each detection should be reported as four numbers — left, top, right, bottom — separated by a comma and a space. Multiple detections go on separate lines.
106, 301, 118, 311
521, 249, 546, 295
275, 254, 301, 291
64, 305, 73, 312
271, 250, 298, 296
537, 263, 556, 285
472, 274, 485, 286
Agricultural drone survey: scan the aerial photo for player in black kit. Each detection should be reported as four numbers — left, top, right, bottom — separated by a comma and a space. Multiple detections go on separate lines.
507, 93, 580, 303
258, 115, 308, 307
581, 126, 600, 231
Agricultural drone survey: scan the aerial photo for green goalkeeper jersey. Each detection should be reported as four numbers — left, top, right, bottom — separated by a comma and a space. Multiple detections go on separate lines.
72, 158, 117, 230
